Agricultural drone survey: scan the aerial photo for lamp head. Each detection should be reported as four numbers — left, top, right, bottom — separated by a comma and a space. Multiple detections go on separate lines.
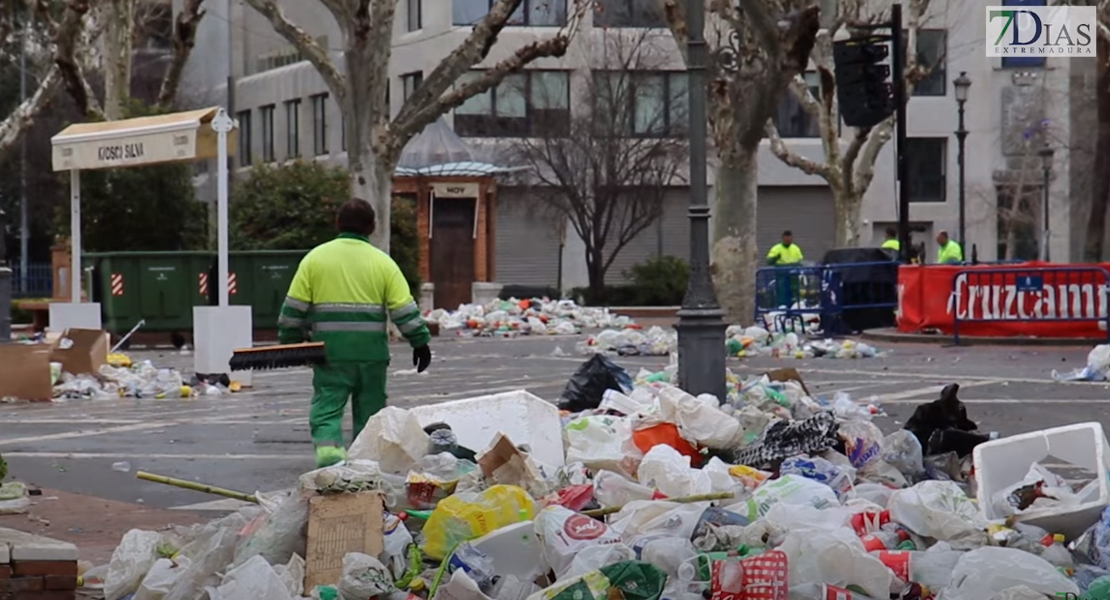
1039, 145, 1055, 170
953, 71, 971, 103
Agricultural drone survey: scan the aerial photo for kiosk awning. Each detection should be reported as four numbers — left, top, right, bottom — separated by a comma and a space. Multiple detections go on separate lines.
51, 107, 236, 172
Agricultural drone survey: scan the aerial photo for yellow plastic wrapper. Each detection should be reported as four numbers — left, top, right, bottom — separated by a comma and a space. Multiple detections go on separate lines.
406, 473, 458, 510
107, 353, 132, 367
422, 484, 534, 560
728, 465, 771, 489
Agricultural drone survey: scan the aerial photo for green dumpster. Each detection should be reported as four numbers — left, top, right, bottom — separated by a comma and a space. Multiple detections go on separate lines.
228, 250, 308, 330
86, 251, 213, 336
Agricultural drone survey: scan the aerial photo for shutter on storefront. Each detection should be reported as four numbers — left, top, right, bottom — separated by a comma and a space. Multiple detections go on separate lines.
495, 187, 561, 286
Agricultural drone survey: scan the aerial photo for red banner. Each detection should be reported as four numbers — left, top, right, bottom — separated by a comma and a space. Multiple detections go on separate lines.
897, 262, 1110, 338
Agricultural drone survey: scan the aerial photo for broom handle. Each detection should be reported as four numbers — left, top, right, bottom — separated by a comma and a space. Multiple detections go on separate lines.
581, 491, 735, 518
110, 319, 146, 353
136, 471, 259, 504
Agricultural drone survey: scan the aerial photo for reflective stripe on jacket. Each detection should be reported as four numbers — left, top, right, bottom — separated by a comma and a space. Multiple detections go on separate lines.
277, 233, 430, 362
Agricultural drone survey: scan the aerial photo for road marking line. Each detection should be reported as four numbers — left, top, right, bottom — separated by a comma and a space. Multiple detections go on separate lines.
0, 410, 290, 447
0, 419, 142, 425
875, 380, 1003, 402
1, 452, 299, 460
734, 365, 1088, 387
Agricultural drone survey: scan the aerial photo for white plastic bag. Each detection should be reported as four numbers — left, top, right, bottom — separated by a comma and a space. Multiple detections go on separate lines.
348, 406, 430, 473
637, 444, 712, 499
739, 474, 839, 522
654, 386, 742, 448
338, 553, 395, 600
608, 501, 709, 540
274, 554, 306, 598
134, 557, 188, 600
381, 512, 414, 579
205, 555, 294, 600
535, 506, 622, 579
564, 416, 633, 475
778, 526, 893, 599
888, 481, 987, 544
942, 547, 1079, 600
105, 529, 163, 600
562, 543, 636, 581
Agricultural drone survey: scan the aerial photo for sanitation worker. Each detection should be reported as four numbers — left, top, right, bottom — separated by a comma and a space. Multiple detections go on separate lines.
277, 198, 433, 468
936, 230, 964, 264
881, 227, 900, 252
767, 230, 804, 307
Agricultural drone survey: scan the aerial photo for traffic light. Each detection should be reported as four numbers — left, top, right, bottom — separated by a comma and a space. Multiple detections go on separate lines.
833, 37, 894, 129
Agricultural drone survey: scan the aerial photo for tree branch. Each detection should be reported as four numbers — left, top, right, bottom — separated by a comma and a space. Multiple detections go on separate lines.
0, 66, 61, 156
49, 0, 103, 120
240, 0, 346, 103
156, 0, 205, 108
852, 116, 894, 194
764, 120, 831, 177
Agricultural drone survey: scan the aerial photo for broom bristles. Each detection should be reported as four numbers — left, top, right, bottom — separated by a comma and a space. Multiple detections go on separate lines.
230, 342, 326, 371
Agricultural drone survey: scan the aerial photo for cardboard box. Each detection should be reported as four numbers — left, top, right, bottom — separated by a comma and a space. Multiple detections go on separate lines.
0, 344, 54, 401
304, 491, 385, 592
50, 329, 108, 376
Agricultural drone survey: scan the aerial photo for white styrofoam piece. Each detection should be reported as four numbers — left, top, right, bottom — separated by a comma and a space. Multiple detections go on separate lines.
0, 528, 79, 561
193, 305, 253, 387
407, 390, 564, 466
47, 302, 101, 332
973, 421, 1110, 539
470, 520, 544, 581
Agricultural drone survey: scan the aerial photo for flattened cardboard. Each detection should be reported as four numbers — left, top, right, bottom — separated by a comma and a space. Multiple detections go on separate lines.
764, 367, 811, 396
304, 491, 385, 592
477, 432, 543, 489
50, 328, 109, 376
0, 344, 54, 401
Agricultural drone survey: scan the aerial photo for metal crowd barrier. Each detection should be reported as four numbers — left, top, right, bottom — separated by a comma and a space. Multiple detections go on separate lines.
754, 261, 899, 334
951, 266, 1110, 344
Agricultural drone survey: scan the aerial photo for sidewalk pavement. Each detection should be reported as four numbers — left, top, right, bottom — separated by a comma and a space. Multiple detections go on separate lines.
0, 489, 207, 565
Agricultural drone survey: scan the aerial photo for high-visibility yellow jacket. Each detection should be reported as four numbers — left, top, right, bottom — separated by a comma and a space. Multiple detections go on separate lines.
938, 241, 964, 264
881, 239, 900, 251
767, 243, 804, 265
278, 233, 430, 363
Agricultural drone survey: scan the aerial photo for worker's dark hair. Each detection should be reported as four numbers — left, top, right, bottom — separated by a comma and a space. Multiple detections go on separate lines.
336, 198, 376, 236
782, 230, 792, 237
886, 226, 897, 237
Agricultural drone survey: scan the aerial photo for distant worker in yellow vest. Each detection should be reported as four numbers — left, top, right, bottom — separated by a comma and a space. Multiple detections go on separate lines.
767, 230, 804, 266
881, 227, 900, 252
936, 231, 964, 264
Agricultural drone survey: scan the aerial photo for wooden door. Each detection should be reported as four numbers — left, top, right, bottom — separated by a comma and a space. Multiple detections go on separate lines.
431, 198, 476, 309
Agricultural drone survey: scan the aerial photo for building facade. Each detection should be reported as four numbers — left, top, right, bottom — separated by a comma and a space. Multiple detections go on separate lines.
175, 0, 1096, 293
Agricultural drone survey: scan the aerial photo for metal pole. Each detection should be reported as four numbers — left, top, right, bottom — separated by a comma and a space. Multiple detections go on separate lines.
214, 109, 233, 307
956, 101, 967, 251
19, 15, 29, 294
891, 4, 910, 262
69, 170, 81, 303
675, 0, 727, 401
1042, 165, 1051, 262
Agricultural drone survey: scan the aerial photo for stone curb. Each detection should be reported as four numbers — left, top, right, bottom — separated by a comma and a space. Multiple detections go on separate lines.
861, 327, 1098, 347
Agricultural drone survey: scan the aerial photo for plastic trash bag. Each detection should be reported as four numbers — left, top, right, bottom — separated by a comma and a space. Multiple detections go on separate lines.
423, 484, 535, 560
557, 355, 633, 412
536, 506, 623, 579
274, 554, 306, 598
637, 444, 712, 499
778, 525, 893, 599
380, 511, 414, 579
888, 481, 987, 545
608, 501, 709, 541
739, 474, 839, 522
562, 543, 637, 581
525, 560, 666, 600
163, 510, 252, 600
205, 555, 294, 600
105, 529, 163, 600
134, 557, 188, 600
348, 406, 430, 473
337, 553, 394, 600
564, 415, 633, 475
881, 430, 925, 478
943, 547, 1079, 600
780, 455, 855, 499
651, 386, 741, 448
0, 481, 30, 514
839, 420, 884, 469
233, 489, 309, 567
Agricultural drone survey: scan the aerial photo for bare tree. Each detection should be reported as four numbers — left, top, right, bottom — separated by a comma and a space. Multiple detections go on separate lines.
509, 31, 686, 300
764, 0, 933, 247
241, 0, 589, 253
662, 0, 820, 324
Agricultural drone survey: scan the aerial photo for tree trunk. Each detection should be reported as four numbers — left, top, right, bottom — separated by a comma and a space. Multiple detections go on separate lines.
103, 0, 135, 120
711, 146, 759, 325
586, 245, 606, 304
347, 152, 395, 251
1085, 46, 1110, 262
833, 188, 863, 247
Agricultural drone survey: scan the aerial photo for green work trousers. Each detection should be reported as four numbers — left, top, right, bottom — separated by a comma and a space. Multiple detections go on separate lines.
310, 361, 389, 447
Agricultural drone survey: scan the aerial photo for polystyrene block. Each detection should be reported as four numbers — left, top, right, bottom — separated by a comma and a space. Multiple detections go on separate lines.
193, 305, 253, 387
408, 390, 564, 466
48, 302, 101, 332
973, 421, 1110, 539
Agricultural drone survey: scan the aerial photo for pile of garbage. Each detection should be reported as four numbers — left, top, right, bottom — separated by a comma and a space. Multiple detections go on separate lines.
75, 356, 1110, 600
52, 357, 237, 401
580, 325, 882, 359
425, 298, 634, 337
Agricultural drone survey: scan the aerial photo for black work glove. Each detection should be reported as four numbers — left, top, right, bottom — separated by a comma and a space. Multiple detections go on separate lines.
413, 344, 432, 373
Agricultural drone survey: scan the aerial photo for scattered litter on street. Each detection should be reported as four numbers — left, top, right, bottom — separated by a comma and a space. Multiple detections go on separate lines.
1053, 344, 1110, 382
579, 325, 883, 359
425, 298, 633, 336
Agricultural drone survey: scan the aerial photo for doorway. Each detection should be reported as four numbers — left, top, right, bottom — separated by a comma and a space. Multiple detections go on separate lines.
431, 198, 477, 309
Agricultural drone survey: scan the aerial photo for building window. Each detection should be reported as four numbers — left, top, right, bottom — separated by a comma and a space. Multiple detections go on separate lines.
1000, 0, 1047, 68
453, 0, 566, 26
311, 94, 329, 156
407, 0, 422, 31
906, 138, 946, 202
593, 71, 688, 137
595, 0, 666, 28
913, 29, 947, 96
260, 105, 275, 162
285, 99, 301, 158
454, 70, 570, 137
236, 110, 252, 166
772, 72, 820, 138
402, 71, 423, 102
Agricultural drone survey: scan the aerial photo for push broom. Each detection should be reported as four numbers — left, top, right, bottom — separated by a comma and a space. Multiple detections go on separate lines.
229, 341, 327, 371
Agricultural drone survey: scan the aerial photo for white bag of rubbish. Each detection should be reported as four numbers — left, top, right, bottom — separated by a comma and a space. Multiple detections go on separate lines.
738, 474, 839, 522
654, 386, 742, 448
348, 406, 430, 473
636, 444, 712, 499
205, 555, 294, 600
888, 481, 987, 546
338, 553, 395, 600
134, 557, 191, 600
274, 554, 306, 598
562, 543, 636, 580
564, 415, 633, 475
941, 547, 1079, 600
105, 529, 163, 600
163, 510, 253, 600
778, 526, 893, 600
608, 501, 708, 541
535, 505, 623, 579
991, 462, 1087, 517
381, 511, 414, 579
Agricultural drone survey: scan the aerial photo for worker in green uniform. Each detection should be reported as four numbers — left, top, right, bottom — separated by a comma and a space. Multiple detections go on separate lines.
936, 230, 964, 264
767, 230, 804, 307
881, 227, 900, 252
278, 199, 433, 468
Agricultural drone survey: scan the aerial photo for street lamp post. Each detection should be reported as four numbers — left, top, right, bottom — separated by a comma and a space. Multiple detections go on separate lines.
0, 208, 9, 343
953, 72, 971, 250
1039, 144, 1055, 262
675, 0, 727, 401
